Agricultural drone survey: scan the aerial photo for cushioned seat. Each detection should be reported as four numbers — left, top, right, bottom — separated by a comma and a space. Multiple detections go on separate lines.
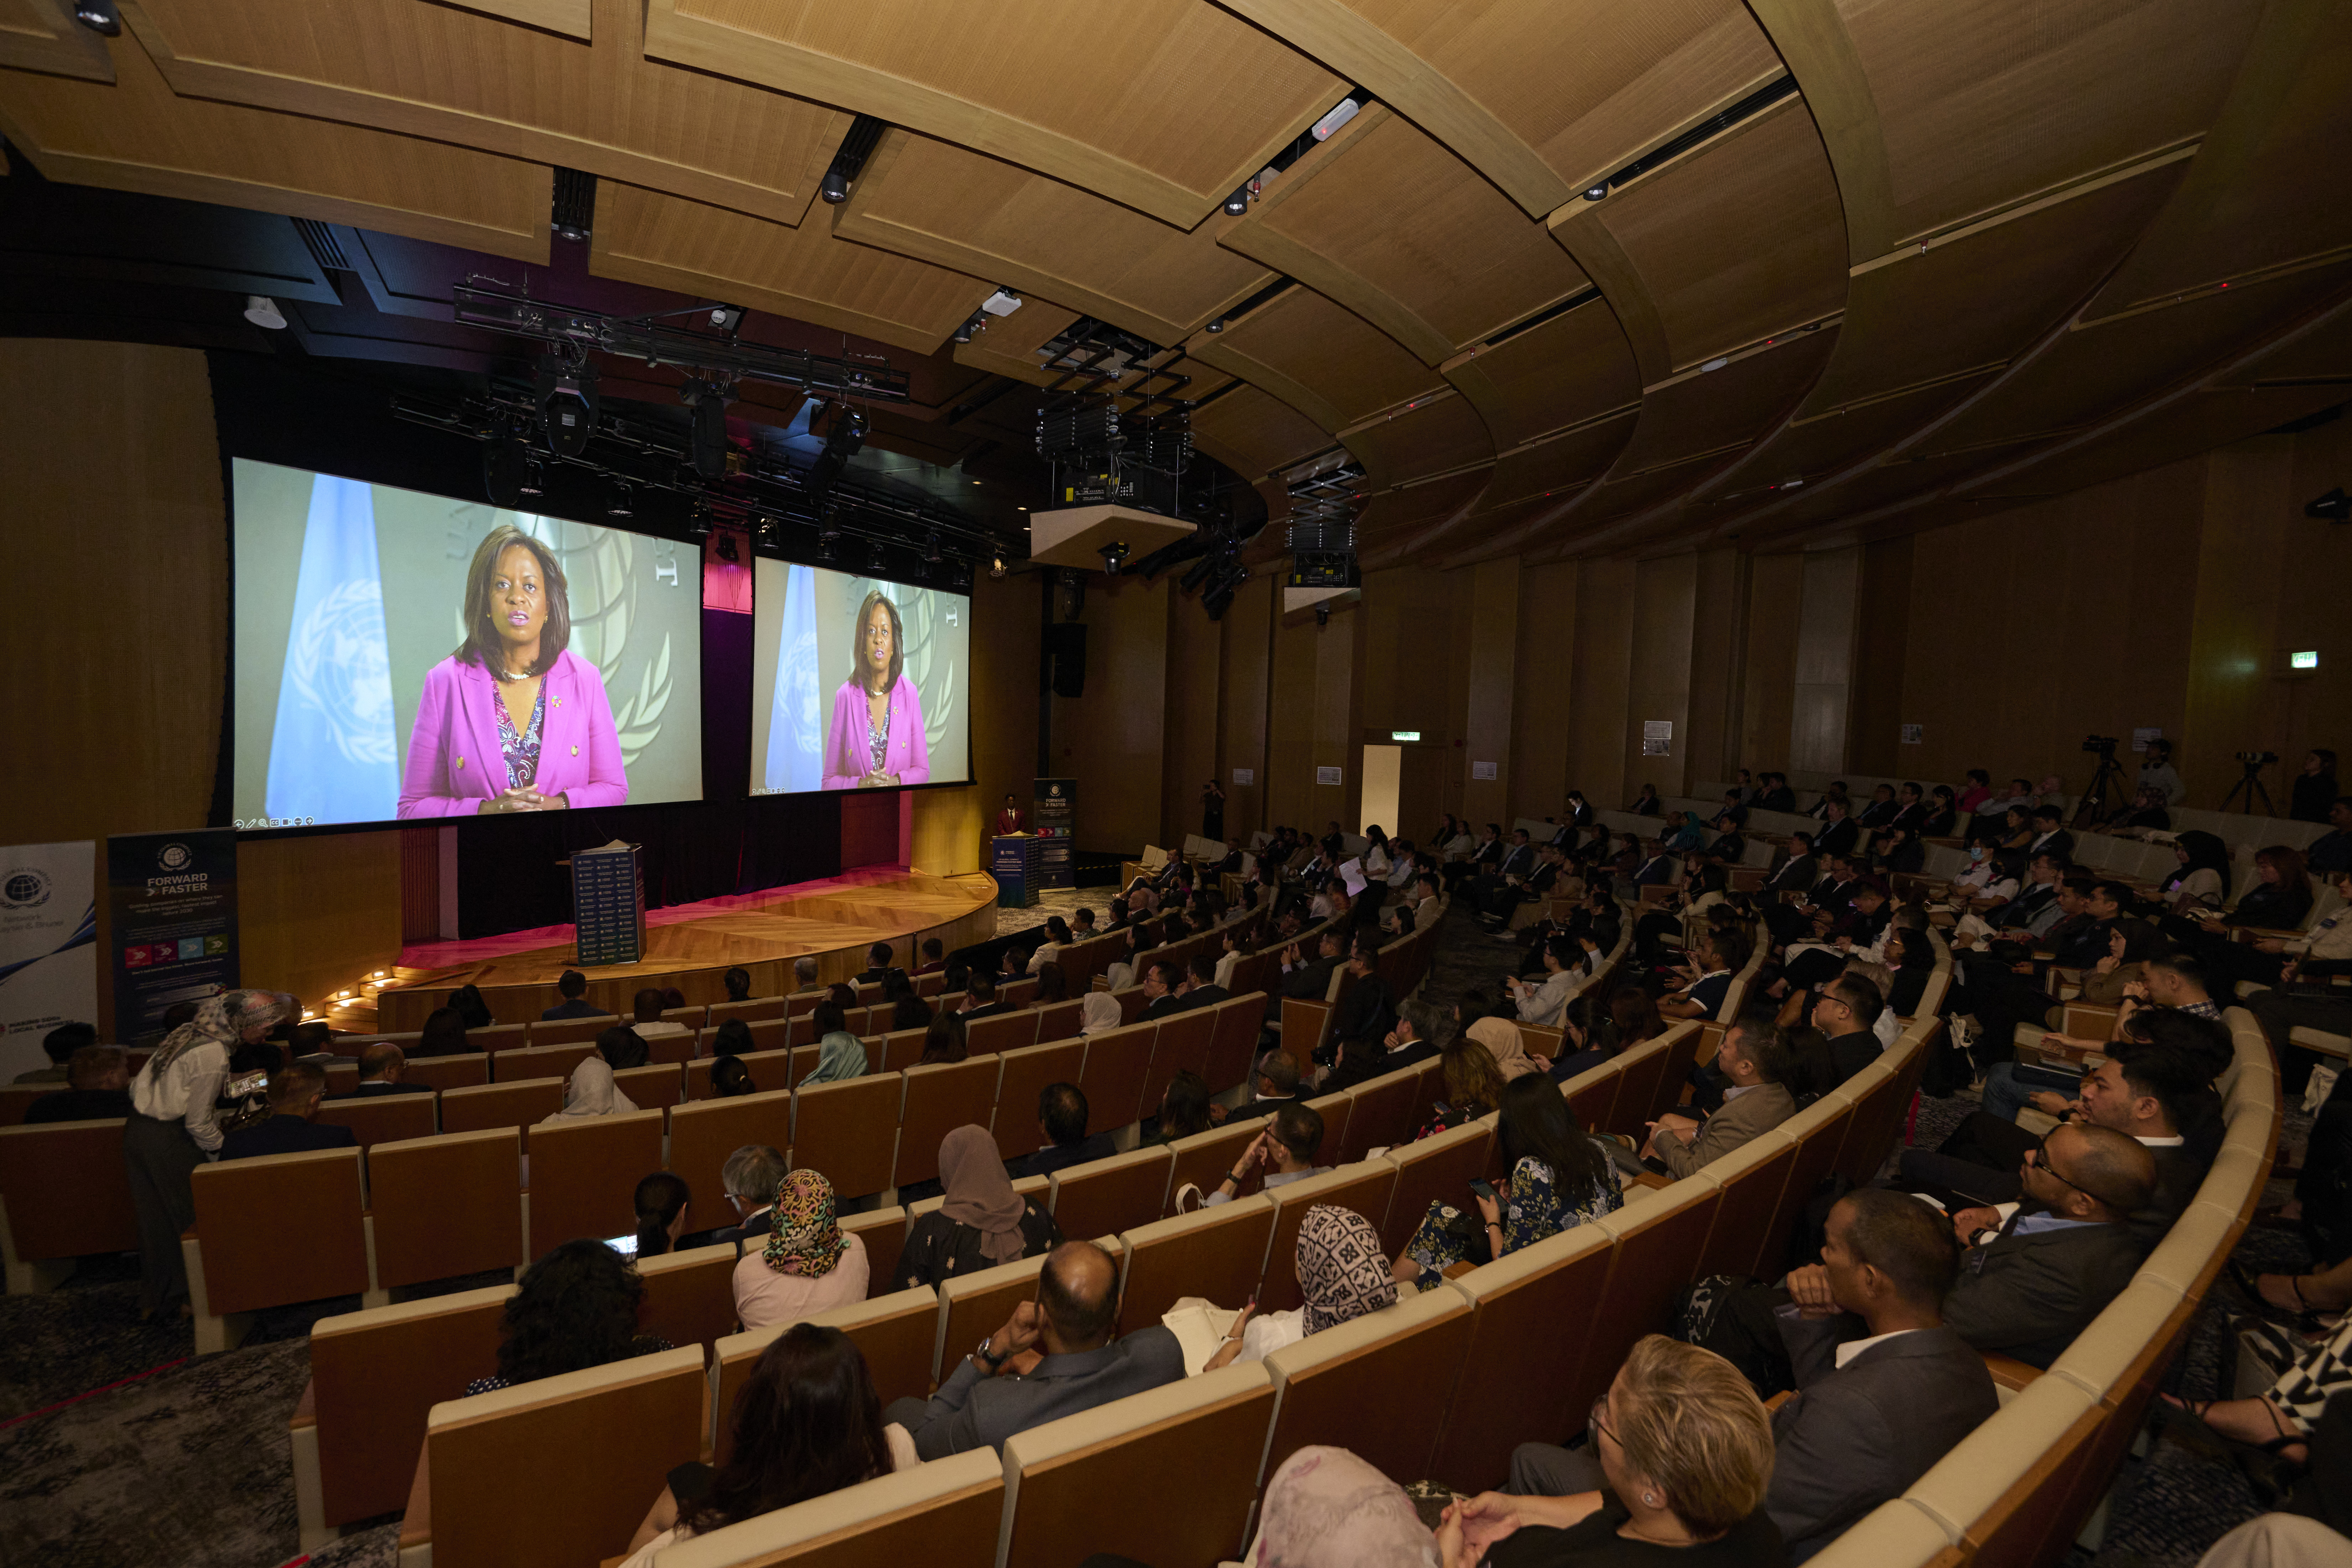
667, 1089, 796, 1234
1254, 1160, 1400, 1314
1688, 1128, 1800, 1281
1430, 1223, 1617, 1490
1901, 1374, 2105, 1560
893, 1056, 1004, 1188
791, 1074, 903, 1199
1047, 1145, 1174, 1244
526, 1108, 663, 1257
1573, 1182, 1723, 1418
1203, 993, 1269, 1094
966, 1009, 1042, 1057
1114, 1195, 1277, 1337
712, 1285, 941, 1461
1164, 1121, 1274, 1212
709, 997, 788, 1026
840, 1205, 907, 1292
1260, 1282, 1474, 1487
188, 1146, 376, 1353
934, 1251, 1053, 1389
1139, 1007, 1214, 1117
438, 1077, 565, 1137
653, 1447, 1004, 1568
1599, 1035, 1673, 1140
1332, 1059, 1432, 1165
494, 1043, 595, 1085
315, 1093, 438, 1151
399, 1055, 490, 1094
1801, 1500, 1953, 1568
637, 1243, 747, 1360
523, 1016, 612, 1048
1375, 1118, 1493, 1256
1560, 1058, 1623, 1138
990, 1040, 1086, 1162
686, 1046, 794, 1101
610, 1062, 683, 1106
366, 1127, 524, 1290
1076, 1021, 1158, 1134
0, 1118, 138, 1292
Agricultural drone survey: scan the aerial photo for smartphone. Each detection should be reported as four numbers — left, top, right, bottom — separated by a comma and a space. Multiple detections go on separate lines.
1467, 1179, 1497, 1201
603, 1232, 640, 1257
1431, 1100, 1453, 1117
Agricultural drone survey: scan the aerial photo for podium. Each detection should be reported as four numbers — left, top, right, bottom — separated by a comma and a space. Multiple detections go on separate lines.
569, 840, 647, 965
991, 833, 1041, 909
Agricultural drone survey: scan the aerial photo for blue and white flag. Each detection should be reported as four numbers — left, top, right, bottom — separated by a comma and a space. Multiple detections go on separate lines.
264, 475, 398, 823
763, 564, 822, 792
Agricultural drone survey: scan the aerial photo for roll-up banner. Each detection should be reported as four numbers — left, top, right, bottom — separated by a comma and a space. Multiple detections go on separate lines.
0, 840, 98, 1077
107, 829, 240, 1041
1033, 777, 1076, 889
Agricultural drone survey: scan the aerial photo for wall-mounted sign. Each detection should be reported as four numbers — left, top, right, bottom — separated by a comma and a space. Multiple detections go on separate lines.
2131, 728, 2163, 753
1389, 730, 1421, 742
1231, 768, 1255, 786
2291, 650, 2320, 671
1315, 766, 1343, 786
1900, 724, 1923, 745
1642, 720, 1672, 740
1471, 761, 1497, 780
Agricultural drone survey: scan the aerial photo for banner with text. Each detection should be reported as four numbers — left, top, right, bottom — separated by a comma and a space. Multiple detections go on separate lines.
1033, 777, 1076, 889
108, 829, 240, 1040
0, 841, 98, 1078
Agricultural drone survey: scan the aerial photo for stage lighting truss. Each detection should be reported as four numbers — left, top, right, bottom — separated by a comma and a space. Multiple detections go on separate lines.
1033, 317, 1205, 515
1284, 457, 1364, 590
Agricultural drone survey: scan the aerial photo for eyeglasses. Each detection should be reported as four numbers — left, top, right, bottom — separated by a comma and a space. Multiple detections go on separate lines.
2026, 1134, 2129, 1212
1589, 1395, 1618, 1448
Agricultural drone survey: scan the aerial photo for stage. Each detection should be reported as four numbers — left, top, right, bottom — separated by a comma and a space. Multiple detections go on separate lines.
367, 865, 1000, 1033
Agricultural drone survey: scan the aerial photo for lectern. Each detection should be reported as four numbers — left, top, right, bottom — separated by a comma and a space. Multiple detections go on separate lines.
570, 840, 647, 965
991, 833, 1041, 909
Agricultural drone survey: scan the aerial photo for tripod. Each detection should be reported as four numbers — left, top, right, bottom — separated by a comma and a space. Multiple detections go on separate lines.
2074, 749, 2129, 827
2221, 757, 2275, 816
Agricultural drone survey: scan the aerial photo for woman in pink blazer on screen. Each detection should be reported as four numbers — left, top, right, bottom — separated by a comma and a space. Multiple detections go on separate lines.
398, 525, 629, 817
822, 589, 929, 790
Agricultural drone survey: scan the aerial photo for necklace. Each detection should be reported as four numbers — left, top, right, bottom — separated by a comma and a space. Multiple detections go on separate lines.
496, 665, 536, 683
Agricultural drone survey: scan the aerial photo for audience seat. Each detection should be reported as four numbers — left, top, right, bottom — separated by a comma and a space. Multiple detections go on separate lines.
1430, 1223, 1617, 1490
1047, 1146, 1174, 1243
893, 1056, 1004, 1189
1260, 1282, 1474, 1489
523, 1017, 612, 1048
1114, 1194, 1276, 1337
1686, 1129, 1801, 1282
870, 1026, 929, 1073
1561, 1058, 1622, 1139
611, 1062, 683, 1107
0, 1117, 138, 1293
711, 1286, 941, 1462
294, 1282, 512, 1547
966, 1009, 1042, 1057
990, 1040, 1086, 1161
401, 1054, 490, 1093
366, 1128, 525, 1290
668, 1089, 796, 1233
791, 1074, 903, 1199
1255, 1160, 1400, 1314
1904, 1372, 2106, 1565
686, 1046, 795, 1100
1139, 1008, 1215, 1116
1756, 1094, 1857, 1277
710, 997, 788, 1026
527, 1108, 663, 1257
187, 1146, 378, 1354
840, 1205, 907, 1292
439, 1077, 564, 1137
408, 1344, 706, 1568
637, 1243, 741, 1355
1076, 1021, 1157, 1133
1201, 993, 1267, 1094
1163, 1121, 1272, 1213
494, 1043, 595, 1087
0, 1085, 53, 1126
641, 1030, 698, 1066
649, 1447, 1003, 1568
1034, 999, 1084, 1043
1331, 1059, 1433, 1165
935, 1251, 1052, 1389
997, 1363, 1275, 1568
1600, 1035, 1674, 1140
1571, 1181, 1724, 1419
1375, 1119, 1493, 1257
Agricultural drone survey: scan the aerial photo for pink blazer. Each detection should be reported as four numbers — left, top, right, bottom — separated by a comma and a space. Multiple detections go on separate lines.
397, 649, 628, 817
822, 674, 929, 790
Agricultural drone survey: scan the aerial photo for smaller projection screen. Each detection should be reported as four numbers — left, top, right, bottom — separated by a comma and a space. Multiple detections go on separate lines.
230, 458, 704, 829
748, 559, 972, 795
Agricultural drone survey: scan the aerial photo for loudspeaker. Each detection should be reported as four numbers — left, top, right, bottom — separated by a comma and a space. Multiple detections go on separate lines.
1045, 622, 1088, 698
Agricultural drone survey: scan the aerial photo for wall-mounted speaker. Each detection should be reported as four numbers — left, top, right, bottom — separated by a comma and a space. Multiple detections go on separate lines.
1044, 622, 1088, 699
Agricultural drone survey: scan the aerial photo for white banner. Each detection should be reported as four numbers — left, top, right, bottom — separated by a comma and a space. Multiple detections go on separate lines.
0, 841, 98, 1079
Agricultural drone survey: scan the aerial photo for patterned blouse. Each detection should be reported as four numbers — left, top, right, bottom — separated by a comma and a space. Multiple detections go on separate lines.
1402, 1152, 1622, 1290
866, 698, 892, 778
495, 682, 546, 792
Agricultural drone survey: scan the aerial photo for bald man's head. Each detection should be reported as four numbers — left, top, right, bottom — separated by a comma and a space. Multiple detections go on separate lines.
358, 1042, 406, 1082
2047, 1123, 2156, 1221
1036, 1240, 1119, 1351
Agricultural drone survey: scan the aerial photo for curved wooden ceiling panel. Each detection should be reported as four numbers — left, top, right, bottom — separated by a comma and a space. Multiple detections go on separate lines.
1190, 284, 1444, 432
1, 0, 113, 82
642, 0, 1341, 228
1218, 103, 1589, 365
1444, 297, 1641, 450
122, 0, 839, 225
1188, 384, 1335, 482
1474, 413, 1641, 512
1340, 387, 1492, 489
838, 130, 1272, 346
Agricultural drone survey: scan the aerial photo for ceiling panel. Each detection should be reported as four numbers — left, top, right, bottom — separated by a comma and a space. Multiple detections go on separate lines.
0, 0, 112, 80
1612, 330, 1839, 477
1188, 383, 1336, 480
1476, 412, 1642, 510
643, 0, 1341, 227
1341, 388, 1492, 488
1191, 284, 1445, 432
1445, 295, 1641, 449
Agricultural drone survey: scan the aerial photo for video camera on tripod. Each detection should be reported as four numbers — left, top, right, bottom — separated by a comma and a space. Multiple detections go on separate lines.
2235, 750, 2279, 766
2082, 735, 2119, 756
2225, 750, 2278, 815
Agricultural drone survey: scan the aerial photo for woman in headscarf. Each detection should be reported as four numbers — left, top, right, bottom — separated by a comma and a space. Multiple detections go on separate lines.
731, 1170, 870, 1330
896, 1125, 1059, 1288
542, 1054, 639, 1121
1205, 1206, 1397, 1371
1080, 991, 1124, 1038
2159, 830, 2231, 914
2053, 916, 2163, 1016
125, 988, 297, 1316
799, 1001, 869, 1085
1242, 1446, 1451, 1568
1470, 1014, 1542, 1082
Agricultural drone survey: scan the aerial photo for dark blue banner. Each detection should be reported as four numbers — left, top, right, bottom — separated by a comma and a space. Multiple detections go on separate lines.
107, 829, 240, 1040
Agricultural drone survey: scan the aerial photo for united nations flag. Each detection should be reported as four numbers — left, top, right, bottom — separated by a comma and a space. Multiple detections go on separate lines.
265, 474, 398, 822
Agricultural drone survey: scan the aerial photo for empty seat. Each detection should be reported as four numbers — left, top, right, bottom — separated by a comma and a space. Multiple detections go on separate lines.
0, 1118, 137, 1292
1256, 1160, 1401, 1314
991, 1040, 1086, 1162
1139, 1008, 1215, 1116
1601, 1035, 1673, 1140
1261, 1283, 1474, 1488
1077, 1021, 1157, 1132
1572, 1182, 1725, 1419
871, 1026, 930, 1073
1561, 1057, 1623, 1137
998, 1362, 1275, 1568
401, 1054, 490, 1093
493, 1042, 595, 1086
413, 1344, 706, 1568
611, 1061, 683, 1107
1688, 1129, 1800, 1282
652, 1447, 1004, 1568
366, 1128, 525, 1291
188, 1147, 376, 1353
966, 1009, 1042, 1056
710, 997, 789, 1026
439, 1077, 564, 1136
315, 1092, 437, 1151
467, 1022, 530, 1053
668, 1090, 796, 1234
1048, 1146, 1175, 1244
1034, 999, 1085, 1043
1430, 1223, 1618, 1490
840, 1205, 908, 1292
638, 1243, 742, 1353
1115, 1195, 1276, 1337
294, 1283, 513, 1545
527, 1108, 664, 1257
893, 1057, 1003, 1189
791, 1074, 903, 1199
1202, 993, 1268, 1093
712, 1286, 942, 1462
1376, 1119, 1493, 1257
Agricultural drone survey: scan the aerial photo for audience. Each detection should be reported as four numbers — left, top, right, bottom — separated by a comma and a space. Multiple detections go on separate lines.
545, 1051, 639, 1121
1239, 1050, 1305, 1117
1149, 1070, 1215, 1144
917, 1010, 970, 1064
854, 942, 900, 986
448, 985, 495, 1029
790, 957, 823, 994
1397, 1074, 1620, 1286
333, 1042, 432, 1097
597, 1024, 651, 1071
896, 1126, 1060, 1288
801, 1002, 869, 1084
711, 1055, 758, 1098
709, 1017, 755, 1059
541, 969, 607, 1022
700, 1144, 788, 1250
734, 1170, 870, 1330
1206, 1205, 1396, 1370
411, 1006, 476, 1057
1205, 1104, 1329, 1206
1644, 1014, 1795, 1177
1021, 1082, 1118, 1177
220, 1063, 359, 1160
465, 1238, 672, 1395
15, 1020, 93, 1083
721, 966, 754, 1003
629, 988, 692, 1048
961, 972, 1011, 1020
632, 1171, 690, 1258
25, 1043, 133, 1123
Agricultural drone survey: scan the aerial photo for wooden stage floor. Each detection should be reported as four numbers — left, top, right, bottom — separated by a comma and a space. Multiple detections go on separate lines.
370, 865, 1000, 1032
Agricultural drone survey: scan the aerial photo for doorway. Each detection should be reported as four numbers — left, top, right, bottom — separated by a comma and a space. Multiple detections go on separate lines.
1360, 745, 1401, 839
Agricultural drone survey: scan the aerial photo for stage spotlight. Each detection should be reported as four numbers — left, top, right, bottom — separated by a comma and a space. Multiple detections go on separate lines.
684, 378, 730, 480
1099, 541, 1130, 576
923, 531, 944, 562
550, 167, 596, 243
1582, 183, 1608, 202
820, 168, 850, 203
754, 514, 781, 549
1179, 548, 1219, 594
244, 295, 287, 330
72, 0, 119, 35
989, 550, 1007, 580
819, 113, 886, 204
951, 313, 987, 345
1222, 185, 1250, 217
688, 505, 712, 538
605, 478, 634, 518
2307, 487, 2350, 523
706, 304, 745, 333
815, 531, 839, 563
1206, 319, 1224, 334
807, 407, 866, 496
714, 531, 740, 564
519, 456, 544, 497
535, 354, 599, 457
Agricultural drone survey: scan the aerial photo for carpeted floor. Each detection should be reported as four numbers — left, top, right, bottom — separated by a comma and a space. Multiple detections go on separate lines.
0, 895, 2318, 1568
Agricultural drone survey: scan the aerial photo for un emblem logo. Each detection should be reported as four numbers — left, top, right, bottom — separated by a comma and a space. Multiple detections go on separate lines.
287, 577, 397, 766
156, 843, 192, 873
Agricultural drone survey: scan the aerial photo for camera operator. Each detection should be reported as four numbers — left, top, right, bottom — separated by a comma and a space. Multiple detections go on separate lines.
2136, 738, 2186, 806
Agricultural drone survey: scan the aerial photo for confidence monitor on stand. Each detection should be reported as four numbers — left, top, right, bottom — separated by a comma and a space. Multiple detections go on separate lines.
568, 842, 646, 965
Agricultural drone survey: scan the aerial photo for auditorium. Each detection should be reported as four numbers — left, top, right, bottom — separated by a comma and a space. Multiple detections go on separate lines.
4, 4, 2351, 1567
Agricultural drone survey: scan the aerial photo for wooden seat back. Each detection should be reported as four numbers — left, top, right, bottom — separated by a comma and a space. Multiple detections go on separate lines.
1332, 1060, 1432, 1165
841, 1206, 908, 1293
1034, 999, 1085, 1043
0, 1085, 57, 1125
966, 1009, 1042, 1056
527, 1109, 664, 1257
1001, 976, 1039, 1009
1756, 1096, 1857, 1276
686, 1046, 794, 1101
315, 1093, 437, 1152
1076, 1021, 1157, 1131
306, 1284, 513, 1527
662, 1004, 709, 1029
0, 1118, 139, 1264
872, 1026, 930, 1073
402, 1054, 490, 1093
1256, 1160, 1401, 1314
1114, 1195, 1276, 1337
711, 1286, 941, 1463
1047, 1146, 1174, 1244
523, 1016, 613, 1048
791, 1075, 903, 1199
1163, 1121, 1269, 1213
1430, 1225, 1617, 1489
991, 1040, 1086, 1161
1646, 1022, 1704, 1125
1689, 1130, 1802, 1281
612, 1062, 683, 1107
710, 997, 788, 1025
1575, 1183, 1725, 1418
668, 1090, 796, 1234
1202, 993, 1268, 1092
422, 1345, 706, 1568
893, 1057, 1003, 1188
1376, 1119, 1493, 1256
1602, 1035, 1673, 1139
367, 1128, 524, 1289
637, 1244, 742, 1354
647, 1448, 1003, 1568
1261, 1285, 1474, 1488
439, 1077, 565, 1137
467, 1023, 529, 1053
639, 1029, 698, 1066
191, 1147, 371, 1316
1139, 1008, 1214, 1119
938, 1251, 1052, 1389
494, 1043, 595, 1086
1562, 1058, 1623, 1137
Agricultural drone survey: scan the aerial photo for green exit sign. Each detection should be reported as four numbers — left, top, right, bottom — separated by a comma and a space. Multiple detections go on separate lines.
2291, 650, 2319, 670
1391, 730, 1421, 741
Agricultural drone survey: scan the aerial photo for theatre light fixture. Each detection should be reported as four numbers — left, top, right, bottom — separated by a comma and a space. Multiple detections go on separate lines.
820, 114, 887, 203
535, 352, 599, 457
1223, 186, 1251, 216
244, 295, 287, 330
72, 0, 119, 35
605, 478, 633, 517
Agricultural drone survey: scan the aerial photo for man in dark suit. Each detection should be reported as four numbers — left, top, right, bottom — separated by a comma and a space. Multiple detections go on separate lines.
1319, 937, 1394, 1067
1813, 799, 1860, 859
1469, 829, 1537, 916
2025, 807, 2075, 864
1235, 1050, 1305, 1119
1137, 960, 1187, 1022
1804, 977, 1886, 1093
1279, 927, 1346, 1001
25, 1044, 134, 1124
1757, 772, 1798, 813
1018, 1082, 1118, 1178
680, 1144, 789, 1252
221, 1063, 359, 1161
539, 969, 607, 1022
1855, 784, 1898, 828
1175, 952, 1227, 1012
1763, 834, 1819, 898
958, 971, 1013, 1021
333, 1042, 434, 1098
885, 1241, 1184, 1460
854, 942, 902, 987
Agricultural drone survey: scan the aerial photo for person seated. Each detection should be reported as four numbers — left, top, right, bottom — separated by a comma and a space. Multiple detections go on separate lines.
1206, 1205, 1396, 1370
1658, 930, 1747, 1022
333, 1042, 433, 1097
1148, 1070, 1216, 1145
854, 942, 902, 987
543, 1051, 640, 1122
1508, 937, 1583, 1030
1135, 960, 1186, 1022
1396, 1073, 1620, 1287
465, 1238, 674, 1394
1376, 999, 1446, 1078
1321, 934, 1395, 1049
632, 1171, 691, 1260
1020, 1082, 1119, 1178
25, 1043, 134, 1124
710, 1056, 758, 1098
786, 956, 822, 996
1205, 1103, 1329, 1206
1811, 798, 1859, 862
1027, 916, 1074, 975
896, 1125, 1061, 1289
14, 1021, 94, 1084
732, 1169, 869, 1329
540, 968, 609, 1022
959, 971, 1012, 1021
1238, 1050, 1306, 1118
800, 1002, 870, 1085
628, 988, 693, 1048
411, 1006, 477, 1058
2155, 1311, 2352, 1499
1177, 951, 1229, 1012
885, 1240, 1184, 1460
912, 1011, 969, 1067
619, 1323, 917, 1568
1644, 1013, 1797, 1177
703, 1017, 753, 1062
720, 966, 754, 1004
1448, 1335, 1786, 1567
1546, 994, 1621, 1084
1279, 926, 1349, 1002
220, 1063, 359, 1160
1419, 1030, 1510, 1139
1795, 978, 1883, 1095
679, 1144, 786, 1252
596, 1023, 651, 1072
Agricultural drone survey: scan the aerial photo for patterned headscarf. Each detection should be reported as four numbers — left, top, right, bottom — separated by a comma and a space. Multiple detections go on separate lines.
1253, 1446, 1439, 1568
763, 1169, 848, 1277
147, 988, 294, 1076
1468, 1015, 1538, 1081
1297, 1206, 1396, 1336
